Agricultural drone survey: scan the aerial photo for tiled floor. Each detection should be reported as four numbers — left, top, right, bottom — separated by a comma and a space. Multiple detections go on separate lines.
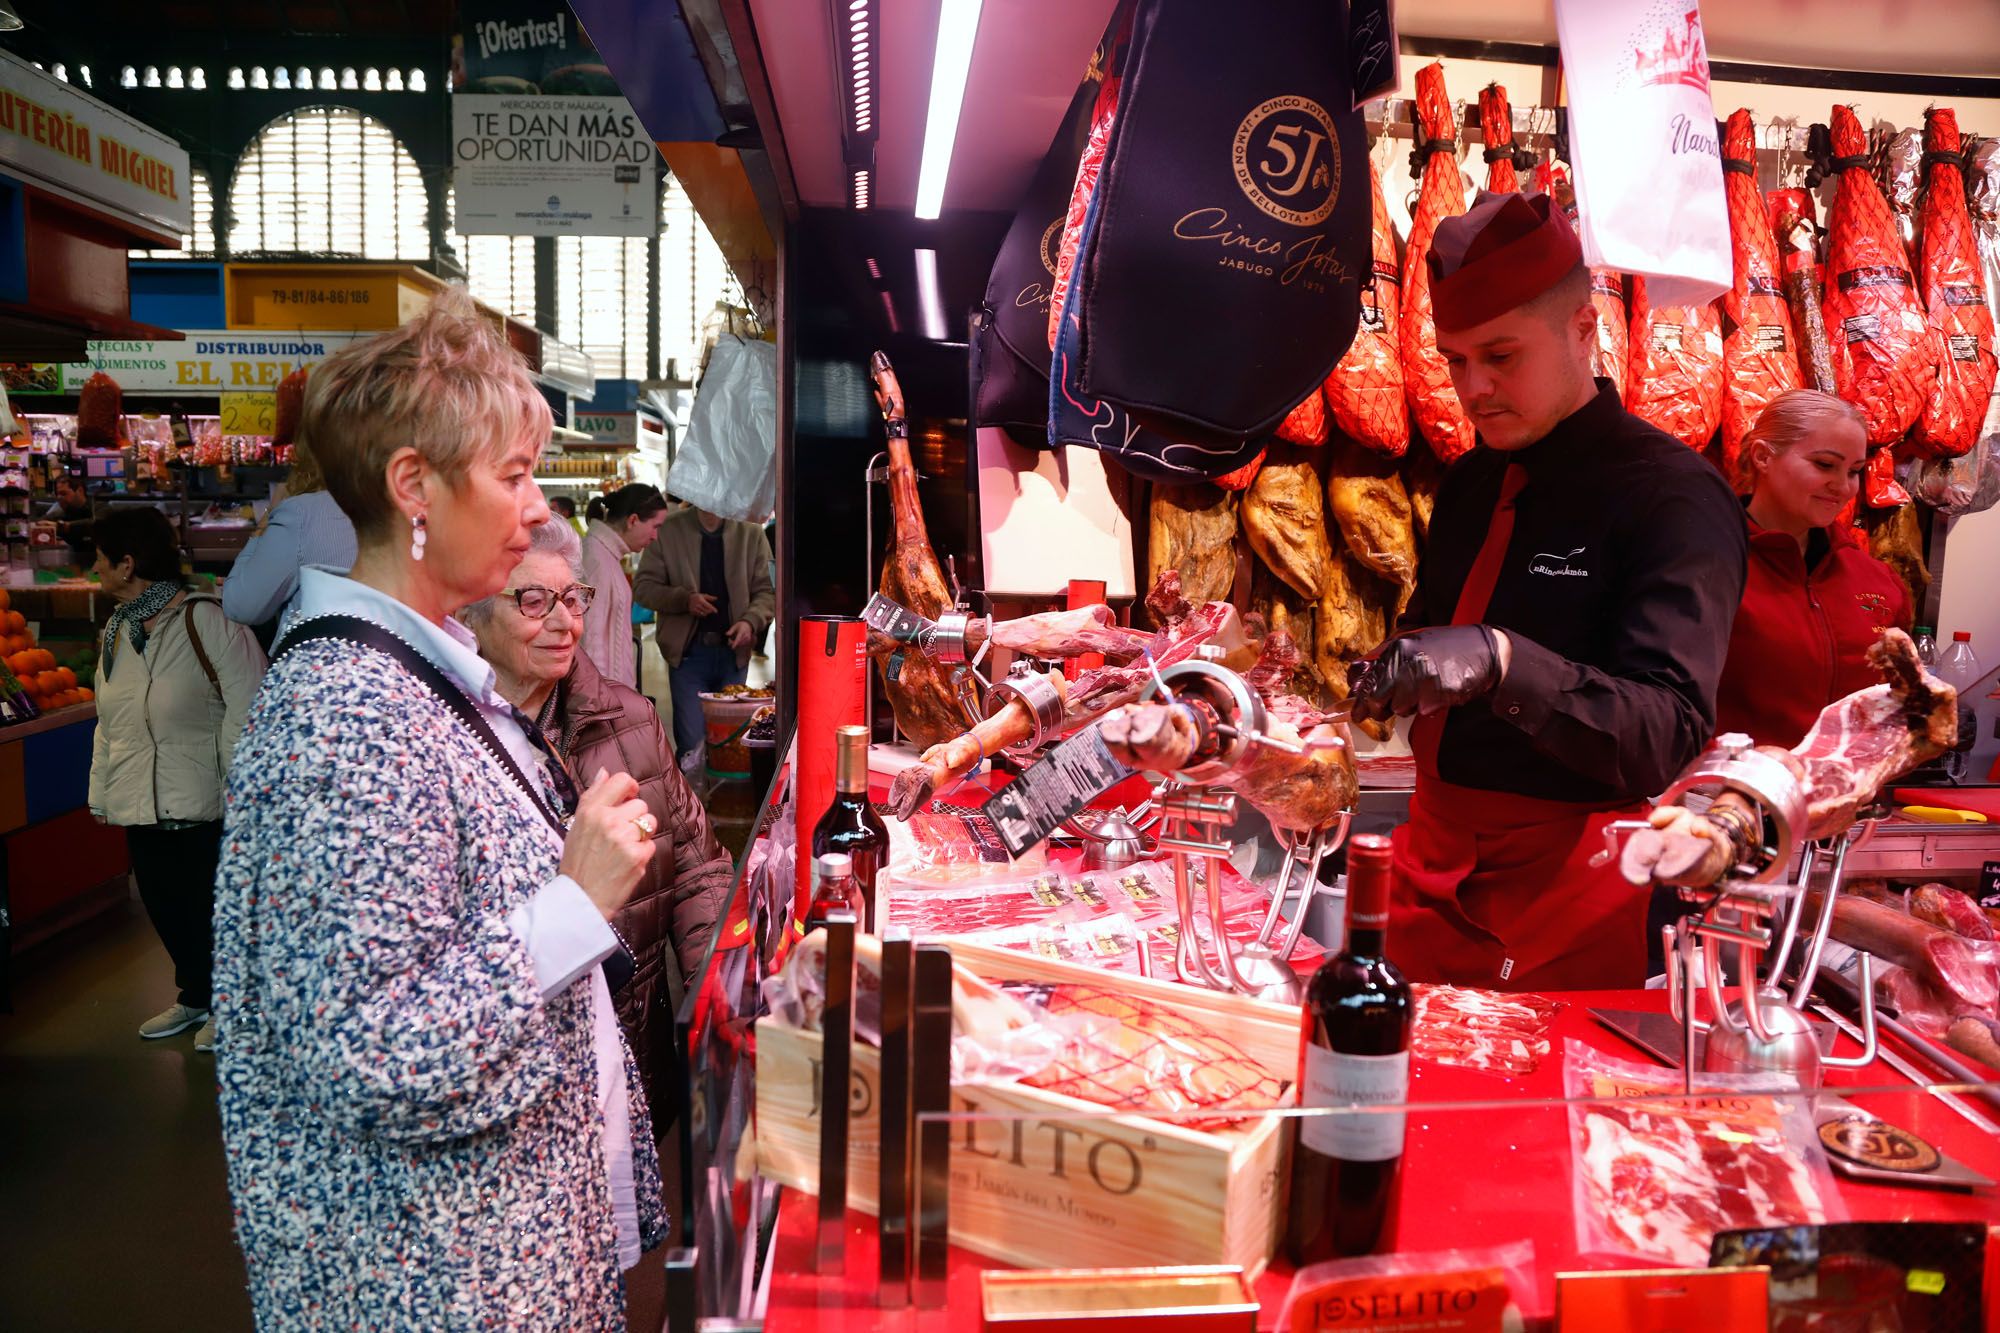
0, 899, 255, 1332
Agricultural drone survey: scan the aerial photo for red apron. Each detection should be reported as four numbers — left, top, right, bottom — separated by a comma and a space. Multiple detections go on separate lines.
1398, 462, 1650, 991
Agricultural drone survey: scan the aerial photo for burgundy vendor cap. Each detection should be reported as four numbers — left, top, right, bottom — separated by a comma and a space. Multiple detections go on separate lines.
1427, 190, 1583, 332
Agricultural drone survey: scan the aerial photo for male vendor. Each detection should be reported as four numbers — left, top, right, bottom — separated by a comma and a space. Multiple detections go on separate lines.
1347, 193, 1747, 991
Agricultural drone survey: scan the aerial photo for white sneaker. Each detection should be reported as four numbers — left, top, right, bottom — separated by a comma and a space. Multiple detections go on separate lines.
139, 1003, 210, 1040
192, 1018, 217, 1052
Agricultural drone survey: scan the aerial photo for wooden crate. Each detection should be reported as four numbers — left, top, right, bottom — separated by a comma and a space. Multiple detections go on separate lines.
752, 944, 1302, 1277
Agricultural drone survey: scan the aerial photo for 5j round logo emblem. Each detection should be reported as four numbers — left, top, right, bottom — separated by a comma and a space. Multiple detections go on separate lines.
1039, 217, 1063, 278
1232, 95, 1340, 227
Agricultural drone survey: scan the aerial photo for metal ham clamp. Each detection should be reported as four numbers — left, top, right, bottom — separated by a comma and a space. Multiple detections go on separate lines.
1107, 654, 1354, 1004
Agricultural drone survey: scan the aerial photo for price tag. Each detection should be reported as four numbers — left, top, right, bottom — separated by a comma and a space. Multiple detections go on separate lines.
220, 392, 276, 436
861, 593, 932, 644
1979, 860, 2000, 911
1906, 1269, 1947, 1295
985, 725, 1134, 859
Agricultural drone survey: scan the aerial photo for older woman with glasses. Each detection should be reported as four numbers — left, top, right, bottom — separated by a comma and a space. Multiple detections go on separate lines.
463, 516, 735, 1128
211, 290, 670, 1331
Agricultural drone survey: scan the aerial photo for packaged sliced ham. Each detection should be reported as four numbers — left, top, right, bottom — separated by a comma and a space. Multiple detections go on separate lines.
1279, 1243, 1536, 1333
1401, 62, 1475, 464
1275, 387, 1330, 448
1719, 110, 1802, 487
1910, 108, 1998, 459
1412, 985, 1563, 1077
1767, 186, 1839, 393
1323, 159, 1409, 458
75, 371, 123, 448
1626, 276, 1724, 451
1821, 105, 1938, 446
1564, 1040, 1841, 1268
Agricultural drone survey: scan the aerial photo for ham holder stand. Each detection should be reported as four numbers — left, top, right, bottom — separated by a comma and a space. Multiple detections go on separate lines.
1591, 732, 1883, 1095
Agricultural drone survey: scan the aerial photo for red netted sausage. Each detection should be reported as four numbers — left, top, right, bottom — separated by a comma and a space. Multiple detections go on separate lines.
273, 366, 308, 447
1910, 107, 1997, 459
1822, 105, 1937, 446
1402, 62, 1474, 464
76, 371, 123, 448
1323, 160, 1409, 457
1719, 110, 1803, 488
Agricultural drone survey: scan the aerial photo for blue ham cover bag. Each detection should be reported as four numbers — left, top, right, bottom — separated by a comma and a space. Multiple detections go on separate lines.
1062, 0, 1371, 447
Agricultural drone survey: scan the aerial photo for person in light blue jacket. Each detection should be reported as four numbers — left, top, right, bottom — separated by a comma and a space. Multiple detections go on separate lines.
221, 439, 358, 630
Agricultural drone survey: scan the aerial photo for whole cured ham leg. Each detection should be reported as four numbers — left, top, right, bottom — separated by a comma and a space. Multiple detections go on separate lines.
1325, 438, 1418, 619
1821, 105, 1938, 446
1627, 277, 1725, 452
871, 352, 965, 750
1720, 109, 1803, 487
1240, 447, 1333, 601
1911, 107, 1998, 459
1478, 84, 1524, 193
1621, 629, 1957, 888
1402, 62, 1475, 464
1149, 484, 1237, 607
866, 605, 1152, 666
1323, 160, 1409, 457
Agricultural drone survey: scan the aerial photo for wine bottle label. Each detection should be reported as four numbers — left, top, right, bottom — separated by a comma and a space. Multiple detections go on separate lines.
1299, 1047, 1409, 1161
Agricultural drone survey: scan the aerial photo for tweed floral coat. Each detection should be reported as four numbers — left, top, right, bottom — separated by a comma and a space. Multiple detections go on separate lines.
212, 630, 666, 1330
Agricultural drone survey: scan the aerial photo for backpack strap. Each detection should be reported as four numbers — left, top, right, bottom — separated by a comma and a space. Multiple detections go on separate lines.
177, 593, 224, 702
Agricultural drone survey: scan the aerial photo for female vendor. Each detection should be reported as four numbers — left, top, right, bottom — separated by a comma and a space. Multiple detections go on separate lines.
1714, 389, 1910, 747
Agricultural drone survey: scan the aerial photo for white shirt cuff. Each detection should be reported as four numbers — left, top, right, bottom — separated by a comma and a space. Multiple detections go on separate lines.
508, 875, 618, 998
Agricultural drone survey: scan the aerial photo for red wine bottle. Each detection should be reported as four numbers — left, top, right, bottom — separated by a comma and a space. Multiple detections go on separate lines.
1287, 832, 1412, 1264
810, 724, 887, 931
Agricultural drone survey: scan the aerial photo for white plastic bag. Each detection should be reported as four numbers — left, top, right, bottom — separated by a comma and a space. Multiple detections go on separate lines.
1553, 0, 1731, 306
667, 334, 777, 521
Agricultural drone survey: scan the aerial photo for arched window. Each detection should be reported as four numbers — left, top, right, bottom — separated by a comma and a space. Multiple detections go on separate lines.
444, 186, 535, 323
131, 167, 216, 260
229, 107, 429, 260
658, 173, 740, 380
556, 227, 651, 380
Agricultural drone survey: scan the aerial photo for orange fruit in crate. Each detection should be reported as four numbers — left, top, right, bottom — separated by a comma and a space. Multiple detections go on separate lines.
33, 648, 53, 671
4, 610, 22, 632
77, 686, 92, 700
0, 587, 10, 610
55, 667, 76, 690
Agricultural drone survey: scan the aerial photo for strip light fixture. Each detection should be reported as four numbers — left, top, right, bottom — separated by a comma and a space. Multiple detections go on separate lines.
836, 0, 880, 209
913, 0, 985, 220
915, 249, 947, 341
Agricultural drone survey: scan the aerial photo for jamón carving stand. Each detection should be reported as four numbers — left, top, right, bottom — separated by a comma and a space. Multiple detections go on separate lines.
1136, 659, 1352, 1004
1593, 733, 1881, 1093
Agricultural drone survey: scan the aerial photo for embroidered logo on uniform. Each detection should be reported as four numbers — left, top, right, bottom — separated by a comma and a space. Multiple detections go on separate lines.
1857, 591, 1892, 620
1530, 547, 1589, 577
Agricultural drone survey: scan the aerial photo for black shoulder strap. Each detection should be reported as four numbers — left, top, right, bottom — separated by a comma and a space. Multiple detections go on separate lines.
273, 613, 567, 837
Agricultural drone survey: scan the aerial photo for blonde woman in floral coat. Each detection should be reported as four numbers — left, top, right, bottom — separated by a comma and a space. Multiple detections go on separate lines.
212, 290, 667, 1331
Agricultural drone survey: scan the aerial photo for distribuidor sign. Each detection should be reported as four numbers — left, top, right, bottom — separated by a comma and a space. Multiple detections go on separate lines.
3, 332, 364, 395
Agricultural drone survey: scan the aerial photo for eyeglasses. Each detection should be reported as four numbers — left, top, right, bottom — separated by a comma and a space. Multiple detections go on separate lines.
507, 583, 596, 618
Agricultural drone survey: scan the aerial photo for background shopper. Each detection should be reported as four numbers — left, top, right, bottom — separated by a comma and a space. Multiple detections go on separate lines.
581, 482, 670, 690
633, 505, 775, 759
465, 516, 736, 1119
221, 437, 359, 635
88, 506, 265, 1053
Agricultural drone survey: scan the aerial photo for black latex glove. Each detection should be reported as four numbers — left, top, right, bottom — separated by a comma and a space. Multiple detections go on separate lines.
1345, 625, 1503, 724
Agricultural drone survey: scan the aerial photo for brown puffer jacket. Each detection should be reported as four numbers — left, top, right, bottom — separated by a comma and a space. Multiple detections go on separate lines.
553, 649, 736, 1128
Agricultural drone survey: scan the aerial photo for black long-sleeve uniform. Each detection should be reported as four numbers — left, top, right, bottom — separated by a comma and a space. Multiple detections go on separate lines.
1403, 382, 1748, 803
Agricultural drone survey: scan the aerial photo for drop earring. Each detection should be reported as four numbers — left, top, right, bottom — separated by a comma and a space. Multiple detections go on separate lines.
410, 513, 428, 562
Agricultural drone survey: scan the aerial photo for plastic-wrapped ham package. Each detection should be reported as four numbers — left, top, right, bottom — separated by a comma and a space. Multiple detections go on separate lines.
1626, 277, 1724, 452
1411, 985, 1563, 1077
76, 371, 123, 448
1275, 387, 1330, 448
1586, 270, 1631, 405
1719, 110, 1803, 488
1820, 106, 1938, 446
1564, 1040, 1842, 1268
1478, 83, 1530, 194
1911, 109, 1998, 459
1401, 61, 1475, 464
1045, 44, 1123, 353
1279, 1243, 1535, 1333
1323, 160, 1409, 457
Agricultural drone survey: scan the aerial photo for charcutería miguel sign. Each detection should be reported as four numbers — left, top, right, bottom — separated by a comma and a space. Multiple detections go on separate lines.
0, 49, 190, 240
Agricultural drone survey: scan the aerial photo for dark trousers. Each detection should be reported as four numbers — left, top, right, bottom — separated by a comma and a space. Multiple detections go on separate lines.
668, 639, 748, 758
125, 821, 222, 1010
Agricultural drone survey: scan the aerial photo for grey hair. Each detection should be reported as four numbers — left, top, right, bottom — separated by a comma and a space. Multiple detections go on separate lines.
460, 517, 583, 627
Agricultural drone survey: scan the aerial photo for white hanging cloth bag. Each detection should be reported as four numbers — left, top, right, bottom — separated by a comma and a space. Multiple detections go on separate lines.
667, 334, 778, 521
1553, 0, 1732, 306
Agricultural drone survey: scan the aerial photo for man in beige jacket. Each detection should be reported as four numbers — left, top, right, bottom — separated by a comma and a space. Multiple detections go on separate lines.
633, 506, 775, 758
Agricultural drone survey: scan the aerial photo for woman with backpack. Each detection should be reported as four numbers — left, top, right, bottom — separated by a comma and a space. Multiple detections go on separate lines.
89, 506, 265, 1053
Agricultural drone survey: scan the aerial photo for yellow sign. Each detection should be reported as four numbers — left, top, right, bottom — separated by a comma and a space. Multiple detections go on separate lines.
220, 392, 277, 436
225, 264, 444, 332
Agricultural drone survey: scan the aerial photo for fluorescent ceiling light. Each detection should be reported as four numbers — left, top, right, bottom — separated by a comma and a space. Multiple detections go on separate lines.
916, 248, 946, 341
913, 0, 984, 220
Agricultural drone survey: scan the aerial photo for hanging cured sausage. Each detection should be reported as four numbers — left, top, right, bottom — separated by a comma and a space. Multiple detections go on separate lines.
1719, 110, 1802, 488
1821, 105, 1937, 446
1910, 107, 1998, 459
1626, 276, 1724, 452
1768, 187, 1839, 394
1322, 160, 1409, 458
76, 372, 123, 449
1402, 61, 1475, 464
1478, 84, 1528, 193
